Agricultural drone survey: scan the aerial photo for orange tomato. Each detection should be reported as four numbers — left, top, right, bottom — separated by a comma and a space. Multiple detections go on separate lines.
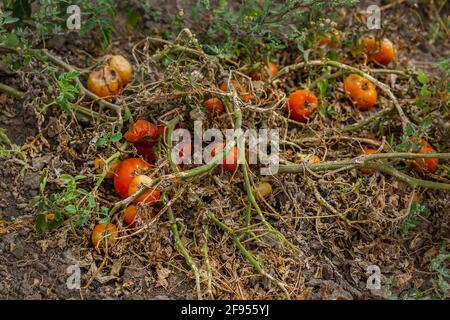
128, 175, 161, 206
343, 74, 377, 111
251, 62, 279, 81
318, 30, 341, 48
410, 137, 439, 174
220, 80, 253, 102
87, 65, 123, 100
123, 205, 142, 228
114, 158, 152, 198
124, 119, 159, 143
286, 89, 318, 122
362, 37, 395, 66
108, 55, 133, 85
204, 97, 224, 113
91, 223, 118, 248
359, 148, 378, 175
210, 142, 239, 172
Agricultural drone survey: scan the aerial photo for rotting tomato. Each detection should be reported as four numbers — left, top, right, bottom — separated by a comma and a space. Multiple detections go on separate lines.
297, 154, 321, 164
359, 148, 378, 175
87, 65, 123, 100
108, 54, 133, 85
127, 175, 161, 206
219, 80, 253, 102
91, 223, 118, 248
134, 141, 156, 164
286, 89, 318, 122
124, 119, 159, 143
123, 205, 143, 228
343, 74, 377, 111
210, 142, 239, 172
250, 62, 279, 81
94, 158, 121, 179
362, 37, 395, 66
203, 97, 224, 113
114, 158, 152, 198
410, 137, 439, 174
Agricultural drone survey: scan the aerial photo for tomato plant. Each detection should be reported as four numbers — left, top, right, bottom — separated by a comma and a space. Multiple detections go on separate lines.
113, 158, 153, 198
343, 74, 377, 111
286, 89, 318, 122
250, 62, 279, 81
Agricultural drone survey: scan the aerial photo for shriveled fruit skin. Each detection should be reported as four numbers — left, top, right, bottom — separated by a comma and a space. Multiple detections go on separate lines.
128, 175, 160, 206
254, 182, 273, 200
114, 158, 152, 198
286, 89, 318, 122
204, 98, 224, 113
91, 223, 118, 248
343, 74, 377, 111
87, 65, 122, 100
359, 148, 378, 175
124, 119, 159, 143
210, 142, 239, 172
108, 54, 133, 85
362, 37, 395, 66
410, 137, 439, 174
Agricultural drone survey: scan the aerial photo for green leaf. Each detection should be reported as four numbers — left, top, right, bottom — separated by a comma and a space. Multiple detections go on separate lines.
316, 79, 329, 97
417, 69, 428, 85
88, 194, 95, 209
110, 132, 122, 143
64, 204, 77, 215
60, 173, 74, 181
96, 137, 108, 146
35, 213, 47, 237
12, 0, 31, 19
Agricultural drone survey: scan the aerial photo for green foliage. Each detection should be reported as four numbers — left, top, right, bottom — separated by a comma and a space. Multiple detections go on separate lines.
174, 0, 358, 65
430, 247, 450, 299
402, 201, 429, 233
2, 0, 116, 50
95, 131, 122, 147
53, 70, 80, 112
32, 171, 110, 236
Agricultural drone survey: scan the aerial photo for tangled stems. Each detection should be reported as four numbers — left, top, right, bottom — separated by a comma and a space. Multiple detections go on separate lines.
162, 192, 202, 299
279, 152, 450, 191
207, 210, 290, 299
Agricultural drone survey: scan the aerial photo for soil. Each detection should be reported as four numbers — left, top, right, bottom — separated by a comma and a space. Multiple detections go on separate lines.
0, 1, 449, 300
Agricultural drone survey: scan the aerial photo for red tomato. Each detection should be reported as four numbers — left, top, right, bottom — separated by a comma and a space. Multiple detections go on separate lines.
128, 175, 161, 206
362, 37, 395, 66
359, 148, 378, 175
91, 223, 118, 248
124, 119, 159, 143
286, 89, 318, 122
114, 158, 152, 198
210, 143, 239, 172
411, 137, 439, 174
219, 80, 253, 102
204, 98, 224, 113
